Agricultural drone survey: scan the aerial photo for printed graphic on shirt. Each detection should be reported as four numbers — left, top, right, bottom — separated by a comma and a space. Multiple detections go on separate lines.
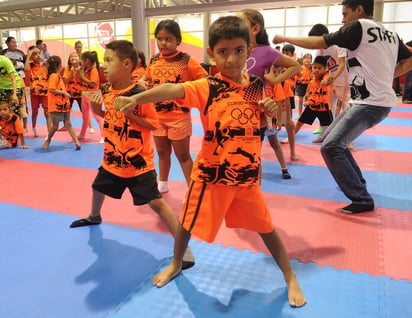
147, 52, 207, 117
28, 62, 48, 95
101, 83, 158, 178
183, 75, 264, 186
0, 114, 24, 147
347, 57, 370, 100
80, 68, 100, 91
297, 65, 312, 85
64, 68, 83, 98
48, 73, 70, 112
306, 75, 330, 111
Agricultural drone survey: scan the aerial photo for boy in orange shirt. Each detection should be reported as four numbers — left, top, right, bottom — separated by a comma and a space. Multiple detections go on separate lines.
294, 56, 332, 143
295, 53, 312, 115
69, 40, 194, 268
24, 46, 49, 137
0, 100, 29, 149
115, 16, 306, 308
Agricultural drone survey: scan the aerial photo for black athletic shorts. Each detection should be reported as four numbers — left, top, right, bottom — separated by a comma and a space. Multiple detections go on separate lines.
298, 107, 333, 126
92, 167, 162, 205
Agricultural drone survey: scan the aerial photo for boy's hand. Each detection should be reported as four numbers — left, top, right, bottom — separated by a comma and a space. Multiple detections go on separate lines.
90, 94, 103, 107
259, 97, 278, 117
21, 144, 30, 149
114, 96, 136, 112
263, 66, 277, 86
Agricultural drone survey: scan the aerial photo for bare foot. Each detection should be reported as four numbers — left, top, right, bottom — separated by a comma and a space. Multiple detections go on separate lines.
152, 261, 182, 288
286, 274, 306, 307
312, 136, 323, 143
75, 143, 81, 150
290, 154, 300, 161
182, 246, 195, 270
41, 139, 50, 149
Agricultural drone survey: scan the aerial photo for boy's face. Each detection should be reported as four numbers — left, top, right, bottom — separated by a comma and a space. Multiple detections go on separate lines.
311, 63, 326, 79
303, 57, 312, 67
207, 37, 251, 83
0, 103, 11, 119
103, 49, 130, 83
156, 29, 179, 56
30, 48, 42, 63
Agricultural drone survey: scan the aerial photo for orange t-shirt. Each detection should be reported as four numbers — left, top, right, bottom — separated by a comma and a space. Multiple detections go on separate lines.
63, 67, 83, 98
146, 51, 208, 119
297, 65, 311, 85
131, 66, 146, 83
80, 67, 100, 92
306, 74, 330, 111
272, 83, 285, 102
101, 83, 159, 178
0, 114, 24, 148
27, 62, 48, 96
281, 80, 294, 98
48, 73, 70, 113
181, 73, 264, 186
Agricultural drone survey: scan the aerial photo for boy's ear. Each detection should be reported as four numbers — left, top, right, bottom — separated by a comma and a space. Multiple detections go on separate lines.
207, 47, 215, 62
123, 58, 132, 70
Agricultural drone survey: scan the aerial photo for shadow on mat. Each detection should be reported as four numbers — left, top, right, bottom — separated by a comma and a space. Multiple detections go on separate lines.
175, 274, 296, 318
75, 226, 164, 311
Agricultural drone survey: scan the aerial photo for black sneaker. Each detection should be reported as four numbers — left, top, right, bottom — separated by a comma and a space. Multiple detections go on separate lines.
341, 203, 374, 214
70, 216, 102, 228
282, 169, 291, 179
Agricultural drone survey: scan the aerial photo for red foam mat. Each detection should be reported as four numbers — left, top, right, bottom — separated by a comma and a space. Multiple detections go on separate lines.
1, 158, 411, 281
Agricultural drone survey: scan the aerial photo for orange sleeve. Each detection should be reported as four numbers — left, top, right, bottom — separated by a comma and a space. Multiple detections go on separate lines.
134, 103, 159, 129
181, 79, 210, 110
48, 73, 58, 90
88, 68, 100, 90
272, 83, 285, 102
14, 117, 25, 135
63, 67, 70, 81
188, 57, 208, 80
282, 81, 294, 98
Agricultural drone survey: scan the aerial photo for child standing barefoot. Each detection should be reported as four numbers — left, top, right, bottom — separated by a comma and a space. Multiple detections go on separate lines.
116, 17, 306, 307
42, 56, 81, 150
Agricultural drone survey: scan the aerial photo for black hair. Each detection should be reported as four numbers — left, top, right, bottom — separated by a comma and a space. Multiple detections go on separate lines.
154, 20, 182, 45
105, 40, 138, 70
208, 16, 250, 50
36, 39, 43, 46
47, 55, 62, 79
137, 50, 147, 68
308, 24, 329, 36
282, 44, 295, 54
341, 0, 374, 16
239, 9, 269, 45
28, 45, 37, 51
5, 36, 15, 44
313, 56, 327, 68
81, 51, 100, 73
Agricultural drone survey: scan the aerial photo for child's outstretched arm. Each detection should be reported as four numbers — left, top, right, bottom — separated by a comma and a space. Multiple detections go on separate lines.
90, 94, 105, 118
115, 83, 185, 112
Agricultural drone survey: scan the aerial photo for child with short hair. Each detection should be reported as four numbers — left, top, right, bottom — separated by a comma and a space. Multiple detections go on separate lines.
131, 50, 147, 83
24, 45, 50, 137
69, 40, 194, 268
115, 16, 306, 308
0, 100, 29, 149
294, 56, 332, 143
42, 56, 81, 150
141, 19, 208, 193
295, 53, 312, 115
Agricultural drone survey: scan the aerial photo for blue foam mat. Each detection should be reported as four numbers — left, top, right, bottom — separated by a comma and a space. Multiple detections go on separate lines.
1, 203, 411, 318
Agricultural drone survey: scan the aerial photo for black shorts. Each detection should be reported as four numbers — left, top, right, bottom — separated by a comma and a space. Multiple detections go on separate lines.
298, 107, 333, 126
92, 167, 162, 205
289, 96, 296, 109
295, 83, 308, 97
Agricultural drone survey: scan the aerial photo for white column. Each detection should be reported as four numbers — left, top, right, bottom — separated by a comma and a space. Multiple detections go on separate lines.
131, 0, 149, 58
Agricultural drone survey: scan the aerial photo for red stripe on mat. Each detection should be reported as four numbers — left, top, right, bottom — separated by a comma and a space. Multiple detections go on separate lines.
1, 158, 411, 281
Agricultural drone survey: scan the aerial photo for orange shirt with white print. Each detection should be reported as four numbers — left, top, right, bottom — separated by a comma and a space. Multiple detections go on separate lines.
297, 65, 311, 85
80, 67, 100, 92
180, 73, 264, 186
48, 73, 70, 113
63, 67, 83, 98
146, 51, 208, 119
101, 83, 159, 178
306, 74, 330, 111
27, 62, 48, 95
0, 114, 24, 148
131, 66, 146, 84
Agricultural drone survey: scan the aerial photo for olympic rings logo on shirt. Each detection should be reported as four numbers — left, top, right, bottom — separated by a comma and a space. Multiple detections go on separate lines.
104, 108, 124, 122
153, 68, 177, 79
230, 107, 259, 125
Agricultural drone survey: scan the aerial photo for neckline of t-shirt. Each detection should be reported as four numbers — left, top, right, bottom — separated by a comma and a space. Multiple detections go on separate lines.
217, 73, 249, 87
159, 51, 180, 59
